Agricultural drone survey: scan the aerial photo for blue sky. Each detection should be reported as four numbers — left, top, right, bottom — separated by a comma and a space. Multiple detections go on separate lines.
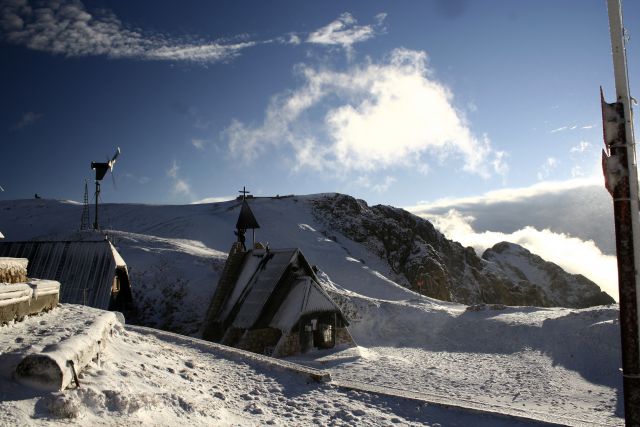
1, 0, 638, 207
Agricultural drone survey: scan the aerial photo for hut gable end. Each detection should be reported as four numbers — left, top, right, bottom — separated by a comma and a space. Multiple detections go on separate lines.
203, 247, 354, 356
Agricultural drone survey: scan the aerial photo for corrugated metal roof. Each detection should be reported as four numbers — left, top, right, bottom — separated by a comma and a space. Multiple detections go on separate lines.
0, 241, 120, 310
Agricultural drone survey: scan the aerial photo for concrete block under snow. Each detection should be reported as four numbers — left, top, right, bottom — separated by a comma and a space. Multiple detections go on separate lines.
15, 311, 122, 391
0, 280, 60, 323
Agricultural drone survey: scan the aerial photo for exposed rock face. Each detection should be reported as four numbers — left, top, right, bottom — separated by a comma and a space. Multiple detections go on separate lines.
482, 242, 614, 308
311, 193, 614, 308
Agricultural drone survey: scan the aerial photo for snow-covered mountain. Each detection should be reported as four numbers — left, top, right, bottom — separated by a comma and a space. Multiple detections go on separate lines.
0, 193, 612, 334
311, 193, 614, 308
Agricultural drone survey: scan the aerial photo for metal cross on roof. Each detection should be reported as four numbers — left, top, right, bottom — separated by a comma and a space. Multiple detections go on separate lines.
238, 186, 251, 200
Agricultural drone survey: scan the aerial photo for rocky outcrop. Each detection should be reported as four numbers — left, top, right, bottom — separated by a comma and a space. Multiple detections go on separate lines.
310, 193, 614, 308
482, 242, 615, 308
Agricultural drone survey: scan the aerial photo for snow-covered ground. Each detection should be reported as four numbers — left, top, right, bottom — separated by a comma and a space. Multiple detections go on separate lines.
290, 295, 622, 426
0, 197, 625, 425
1, 304, 556, 426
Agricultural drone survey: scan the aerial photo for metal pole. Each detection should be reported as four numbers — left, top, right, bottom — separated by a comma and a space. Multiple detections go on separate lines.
94, 181, 100, 230
606, 1, 640, 424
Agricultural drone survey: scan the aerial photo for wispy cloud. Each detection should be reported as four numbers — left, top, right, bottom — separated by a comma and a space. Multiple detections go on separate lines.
224, 48, 507, 180
536, 157, 558, 181
0, 0, 256, 63
13, 111, 42, 129
551, 124, 596, 133
570, 140, 592, 154
124, 173, 150, 184
166, 160, 193, 198
307, 12, 386, 54
191, 138, 206, 150
408, 177, 602, 209
354, 175, 396, 193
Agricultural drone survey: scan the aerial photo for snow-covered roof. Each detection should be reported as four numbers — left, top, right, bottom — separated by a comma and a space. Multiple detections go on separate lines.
211, 247, 344, 332
0, 241, 121, 309
232, 249, 298, 329
108, 241, 127, 268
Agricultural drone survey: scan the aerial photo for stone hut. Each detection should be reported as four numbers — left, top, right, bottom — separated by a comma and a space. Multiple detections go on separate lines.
202, 243, 354, 357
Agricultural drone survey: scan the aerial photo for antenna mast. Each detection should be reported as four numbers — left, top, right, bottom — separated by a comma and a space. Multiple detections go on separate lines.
602, 1, 640, 424
80, 180, 90, 231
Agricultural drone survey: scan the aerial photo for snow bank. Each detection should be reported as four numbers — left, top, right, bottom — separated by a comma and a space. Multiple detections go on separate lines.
15, 311, 122, 391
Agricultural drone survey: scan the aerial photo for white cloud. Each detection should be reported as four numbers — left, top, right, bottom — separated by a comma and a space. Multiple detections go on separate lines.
536, 157, 558, 180
408, 177, 602, 210
13, 111, 42, 129
551, 124, 596, 133
306, 12, 385, 53
167, 160, 179, 179
172, 179, 191, 196
354, 175, 396, 193
570, 140, 592, 153
550, 126, 568, 133
124, 173, 150, 184
0, 0, 255, 63
166, 160, 192, 198
571, 165, 584, 178
424, 209, 619, 301
225, 48, 506, 179
191, 138, 205, 150
492, 150, 509, 178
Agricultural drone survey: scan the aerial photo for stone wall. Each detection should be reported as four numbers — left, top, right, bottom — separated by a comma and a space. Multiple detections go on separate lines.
236, 328, 281, 355
336, 327, 354, 345
274, 332, 301, 357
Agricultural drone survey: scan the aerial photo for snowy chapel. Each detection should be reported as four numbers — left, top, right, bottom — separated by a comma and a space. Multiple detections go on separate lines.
202, 195, 354, 357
